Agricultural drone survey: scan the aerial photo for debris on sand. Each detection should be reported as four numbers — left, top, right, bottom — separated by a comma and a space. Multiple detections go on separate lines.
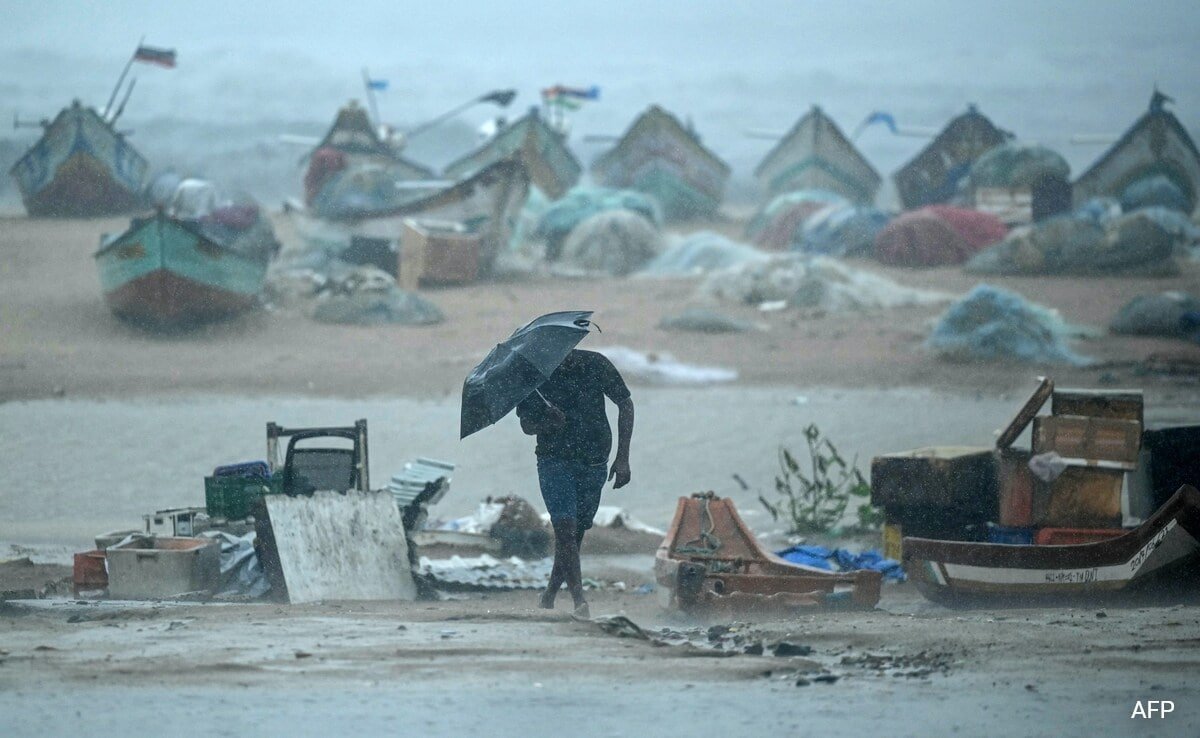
928, 284, 1095, 365
309, 266, 445, 325
658, 308, 761, 334
703, 255, 952, 313
417, 554, 552, 590
639, 231, 769, 277
595, 346, 737, 385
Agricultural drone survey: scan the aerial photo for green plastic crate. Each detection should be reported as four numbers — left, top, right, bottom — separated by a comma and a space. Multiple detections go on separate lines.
204, 474, 280, 520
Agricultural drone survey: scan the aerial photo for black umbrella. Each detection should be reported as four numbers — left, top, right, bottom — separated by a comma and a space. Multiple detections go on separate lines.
460, 310, 595, 439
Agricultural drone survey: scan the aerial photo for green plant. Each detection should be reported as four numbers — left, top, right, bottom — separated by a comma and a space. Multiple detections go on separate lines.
758, 423, 878, 535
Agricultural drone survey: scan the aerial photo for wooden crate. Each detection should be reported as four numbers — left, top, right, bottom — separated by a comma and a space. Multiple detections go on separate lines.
1051, 389, 1143, 426
1032, 415, 1141, 469
870, 446, 996, 516
400, 219, 480, 288
1040, 467, 1123, 528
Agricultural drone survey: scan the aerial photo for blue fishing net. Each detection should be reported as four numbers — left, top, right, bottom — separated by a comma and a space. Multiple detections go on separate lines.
928, 284, 1093, 366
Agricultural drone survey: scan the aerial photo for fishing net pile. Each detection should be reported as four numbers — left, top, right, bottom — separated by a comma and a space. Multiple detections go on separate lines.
967, 142, 1070, 189
1110, 291, 1200, 339
928, 284, 1094, 365
701, 255, 953, 313
534, 187, 661, 261
556, 209, 662, 276
793, 204, 891, 257
747, 190, 848, 250
966, 209, 1181, 276
638, 231, 769, 277
152, 175, 279, 261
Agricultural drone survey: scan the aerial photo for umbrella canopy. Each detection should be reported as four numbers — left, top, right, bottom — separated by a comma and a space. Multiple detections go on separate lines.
460, 310, 595, 439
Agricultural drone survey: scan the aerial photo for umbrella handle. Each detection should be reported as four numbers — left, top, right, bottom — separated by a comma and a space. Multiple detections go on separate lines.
534, 388, 553, 408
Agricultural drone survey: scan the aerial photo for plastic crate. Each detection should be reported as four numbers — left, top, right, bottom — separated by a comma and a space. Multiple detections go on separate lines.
204, 473, 279, 520
986, 523, 1035, 545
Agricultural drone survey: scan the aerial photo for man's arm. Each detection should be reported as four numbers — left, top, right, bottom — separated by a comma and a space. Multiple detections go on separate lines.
609, 397, 634, 488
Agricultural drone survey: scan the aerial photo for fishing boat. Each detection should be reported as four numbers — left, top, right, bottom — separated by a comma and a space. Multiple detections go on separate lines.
904, 485, 1200, 606
304, 101, 435, 208
95, 183, 277, 328
1073, 91, 1200, 212
591, 105, 730, 221
9, 100, 149, 217
295, 110, 583, 277
655, 492, 881, 615
893, 105, 1012, 210
754, 105, 881, 205
443, 108, 581, 199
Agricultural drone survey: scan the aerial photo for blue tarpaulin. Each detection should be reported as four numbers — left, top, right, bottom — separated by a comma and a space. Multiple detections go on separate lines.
775, 545, 906, 582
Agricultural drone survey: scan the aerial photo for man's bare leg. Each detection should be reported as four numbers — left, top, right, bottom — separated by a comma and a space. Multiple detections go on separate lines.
540, 518, 587, 614
540, 524, 588, 608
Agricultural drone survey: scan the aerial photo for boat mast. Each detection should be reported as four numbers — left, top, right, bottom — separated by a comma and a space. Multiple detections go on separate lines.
103, 36, 144, 121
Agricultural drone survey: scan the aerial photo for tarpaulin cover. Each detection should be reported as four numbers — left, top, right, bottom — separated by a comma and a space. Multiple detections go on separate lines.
775, 545, 906, 582
1110, 291, 1200, 337
795, 204, 891, 257
1120, 174, 1191, 213
749, 190, 848, 250
962, 208, 1181, 276
638, 231, 768, 277
928, 284, 1093, 365
924, 205, 1008, 250
874, 210, 973, 266
968, 142, 1070, 189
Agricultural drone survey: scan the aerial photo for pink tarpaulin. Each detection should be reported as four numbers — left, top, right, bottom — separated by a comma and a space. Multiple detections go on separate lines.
874, 211, 972, 267
924, 205, 1008, 250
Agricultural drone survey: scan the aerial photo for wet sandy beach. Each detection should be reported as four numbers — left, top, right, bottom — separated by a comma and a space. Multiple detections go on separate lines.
2, 215, 1200, 736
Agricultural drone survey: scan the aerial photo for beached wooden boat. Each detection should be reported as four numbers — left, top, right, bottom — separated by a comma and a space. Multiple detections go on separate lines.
95, 211, 273, 327
1073, 92, 1200, 211
442, 109, 581, 199
591, 105, 730, 221
9, 100, 149, 217
904, 485, 1200, 606
655, 493, 881, 615
893, 105, 1012, 210
309, 100, 434, 180
296, 109, 589, 277
754, 105, 881, 205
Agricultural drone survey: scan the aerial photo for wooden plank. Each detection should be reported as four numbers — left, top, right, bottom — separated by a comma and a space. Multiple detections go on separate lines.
262, 490, 417, 603
996, 377, 1053, 449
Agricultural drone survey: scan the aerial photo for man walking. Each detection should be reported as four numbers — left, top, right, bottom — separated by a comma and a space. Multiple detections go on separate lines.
516, 348, 634, 618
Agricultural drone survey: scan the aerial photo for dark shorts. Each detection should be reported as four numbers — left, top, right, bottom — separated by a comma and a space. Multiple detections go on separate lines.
537, 456, 607, 528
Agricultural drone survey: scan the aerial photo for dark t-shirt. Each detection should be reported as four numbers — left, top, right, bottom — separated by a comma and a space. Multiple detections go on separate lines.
515, 349, 631, 464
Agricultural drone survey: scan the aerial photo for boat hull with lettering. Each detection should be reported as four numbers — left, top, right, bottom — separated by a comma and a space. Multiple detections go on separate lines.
903, 485, 1200, 605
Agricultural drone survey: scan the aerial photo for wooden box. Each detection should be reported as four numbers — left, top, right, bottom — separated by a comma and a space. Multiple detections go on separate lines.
870, 446, 996, 517
1031, 415, 1141, 469
996, 447, 1049, 527
1051, 389, 1143, 426
401, 218, 481, 288
1040, 467, 1123, 528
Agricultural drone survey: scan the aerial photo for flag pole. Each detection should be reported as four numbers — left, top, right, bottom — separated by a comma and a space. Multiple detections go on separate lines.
405, 91, 510, 140
362, 67, 382, 129
104, 36, 143, 121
